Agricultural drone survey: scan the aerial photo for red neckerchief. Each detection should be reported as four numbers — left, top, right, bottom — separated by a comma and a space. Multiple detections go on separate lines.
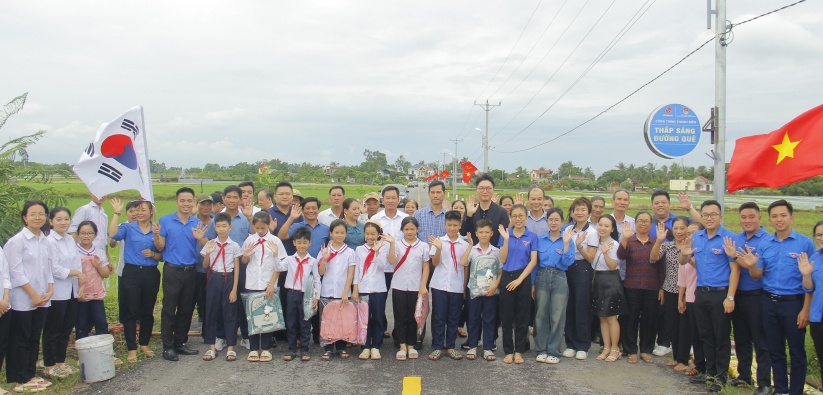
293, 255, 310, 289
255, 238, 267, 265
328, 244, 348, 263
363, 247, 377, 276
476, 246, 492, 255
394, 239, 419, 272
449, 240, 459, 274
206, 241, 229, 280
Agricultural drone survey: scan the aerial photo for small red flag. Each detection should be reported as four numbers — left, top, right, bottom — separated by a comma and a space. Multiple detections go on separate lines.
728, 104, 823, 192
460, 161, 478, 184
440, 170, 450, 179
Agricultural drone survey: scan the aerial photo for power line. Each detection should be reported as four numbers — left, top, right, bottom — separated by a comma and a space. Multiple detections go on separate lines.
490, 0, 808, 154
494, 0, 655, 147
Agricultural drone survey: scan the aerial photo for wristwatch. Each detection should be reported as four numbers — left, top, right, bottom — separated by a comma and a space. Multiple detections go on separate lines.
726, 296, 734, 301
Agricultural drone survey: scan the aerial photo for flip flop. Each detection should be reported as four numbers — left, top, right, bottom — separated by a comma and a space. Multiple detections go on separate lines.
338, 350, 350, 359
503, 354, 514, 364
321, 351, 333, 361
300, 352, 311, 362
446, 349, 463, 360
202, 350, 217, 361
396, 350, 407, 361
225, 350, 237, 362
407, 349, 419, 359
465, 348, 477, 360
428, 350, 443, 361
514, 353, 525, 364
247, 351, 260, 362
259, 351, 273, 362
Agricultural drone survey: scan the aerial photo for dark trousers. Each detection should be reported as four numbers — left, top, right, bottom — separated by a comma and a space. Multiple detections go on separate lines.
674, 307, 691, 365
810, 322, 823, 385
431, 289, 462, 350
656, 299, 670, 348
686, 302, 706, 373
661, 291, 681, 361
363, 292, 387, 349
564, 260, 593, 352
762, 295, 806, 395
499, 270, 531, 355
6, 308, 47, 384
161, 264, 198, 349
121, 264, 160, 351
42, 298, 77, 366
235, 268, 248, 340
203, 273, 238, 346
732, 292, 771, 387
286, 290, 310, 353
76, 300, 108, 339
622, 288, 658, 355
0, 312, 8, 374
459, 288, 468, 328
694, 289, 731, 379
194, 271, 207, 320
467, 294, 497, 350
392, 289, 418, 346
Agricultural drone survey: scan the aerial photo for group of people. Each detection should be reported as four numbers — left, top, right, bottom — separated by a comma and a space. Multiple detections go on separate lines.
2, 177, 823, 395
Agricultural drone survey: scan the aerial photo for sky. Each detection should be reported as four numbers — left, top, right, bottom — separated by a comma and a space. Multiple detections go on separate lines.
2, 0, 821, 176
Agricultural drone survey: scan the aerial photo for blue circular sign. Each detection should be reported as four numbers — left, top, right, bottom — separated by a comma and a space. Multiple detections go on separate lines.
644, 104, 701, 159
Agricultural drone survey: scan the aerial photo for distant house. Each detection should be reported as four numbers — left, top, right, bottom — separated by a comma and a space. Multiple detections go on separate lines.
567, 175, 591, 182
411, 164, 435, 179
324, 165, 339, 177
257, 163, 270, 174
377, 168, 392, 178
530, 169, 553, 181
669, 176, 713, 192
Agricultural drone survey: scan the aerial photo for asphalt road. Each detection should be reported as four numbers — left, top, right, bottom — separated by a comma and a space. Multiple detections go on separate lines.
75, 291, 711, 395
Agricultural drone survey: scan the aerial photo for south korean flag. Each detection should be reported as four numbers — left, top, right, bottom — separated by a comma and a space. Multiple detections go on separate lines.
73, 106, 153, 201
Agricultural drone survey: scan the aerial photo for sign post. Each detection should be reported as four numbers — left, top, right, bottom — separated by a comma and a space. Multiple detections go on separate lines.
644, 104, 701, 159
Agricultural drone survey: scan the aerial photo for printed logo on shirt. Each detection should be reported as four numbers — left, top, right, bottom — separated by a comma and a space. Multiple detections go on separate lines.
522, 241, 530, 246
712, 248, 722, 254
789, 252, 800, 259
556, 249, 563, 254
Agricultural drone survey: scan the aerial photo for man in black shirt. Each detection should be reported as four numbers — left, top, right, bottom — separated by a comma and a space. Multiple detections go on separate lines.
461, 174, 510, 245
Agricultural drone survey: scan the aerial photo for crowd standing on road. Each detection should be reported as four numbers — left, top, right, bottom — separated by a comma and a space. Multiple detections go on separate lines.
3, 177, 823, 395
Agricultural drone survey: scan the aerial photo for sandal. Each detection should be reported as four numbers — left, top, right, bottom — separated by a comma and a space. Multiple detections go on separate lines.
684, 368, 699, 376
370, 349, 381, 360
300, 352, 311, 362
247, 351, 260, 362
446, 349, 463, 360
407, 349, 419, 359
396, 350, 407, 361
338, 350, 350, 359
13, 381, 46, 393
627, 354, 638, 364
514, 353, 525, 364
428, 350, 443, 361
640, 353, 654, 364
30, 378, 51, 388
322, 351, 333, 361
140, 347, 155, 358
503, 354, 514, 364
359, 349, 371, 360
259, 351, 273, 362
596, 350, 609, 361
606, 349, 620, 362
202, 350, 217, 361
483, 350, 496, 361
283, 353, 297, 361
465, 348, 477, 360
225, 350, 237, 362
127, 351, 138, 364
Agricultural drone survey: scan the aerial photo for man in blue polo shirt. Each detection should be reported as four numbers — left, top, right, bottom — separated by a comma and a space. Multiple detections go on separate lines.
742, 199, 816, 395
526, 187, 549, 237
678, 200, 739, 392
278, 197, 330, 258
729, 202, 772, 395
154, 187, 204, 361
268, 181, 300, 342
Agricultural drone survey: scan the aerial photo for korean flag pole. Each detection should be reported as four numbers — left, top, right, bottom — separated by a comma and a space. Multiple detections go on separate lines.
73, 106, 154, 202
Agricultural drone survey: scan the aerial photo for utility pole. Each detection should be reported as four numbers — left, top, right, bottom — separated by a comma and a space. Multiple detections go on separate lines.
441, 151, 448, 176
708, 0, 727, 208
474, 100, 501, 173
449, 138, 462, 196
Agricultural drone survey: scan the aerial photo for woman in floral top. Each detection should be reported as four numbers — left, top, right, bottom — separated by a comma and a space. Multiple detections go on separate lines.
659, 216, 691, 372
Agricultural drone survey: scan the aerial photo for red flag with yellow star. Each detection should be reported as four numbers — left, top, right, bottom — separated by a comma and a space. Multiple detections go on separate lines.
728, 104, 823, 192
440, 170, 450, 180
460, 161, 478, 184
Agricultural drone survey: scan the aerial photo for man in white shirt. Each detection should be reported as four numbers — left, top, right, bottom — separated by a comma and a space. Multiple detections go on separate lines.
238, 181, 262, 215
373, 185, 408, 338
318, 186, 345, 226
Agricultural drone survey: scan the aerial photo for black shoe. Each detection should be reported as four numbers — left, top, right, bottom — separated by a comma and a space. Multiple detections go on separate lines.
415, 341, 423, 350
728, 378, 752, 387
688, 373, 709, 385
460, 342, 470, 350
163, 349, 179, 361
492, 345, 497, 351
175, 344, 198, 355
753, 386, 773, 395
592, 336, 601, 344
708, 382, 723, 393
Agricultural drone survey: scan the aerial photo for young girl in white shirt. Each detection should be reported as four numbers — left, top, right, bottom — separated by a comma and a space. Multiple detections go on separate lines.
317, 219, 357, 360
353, 221, 396, 360
390, 217, 430, 360
240, 211, 286, 362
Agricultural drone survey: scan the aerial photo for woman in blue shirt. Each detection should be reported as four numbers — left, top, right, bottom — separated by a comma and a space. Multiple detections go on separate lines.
800, 219, 823, 384
497, 204, 538, 364
342, 198, 365, 249
532, 208, 574, 364
109, 198, 161, 363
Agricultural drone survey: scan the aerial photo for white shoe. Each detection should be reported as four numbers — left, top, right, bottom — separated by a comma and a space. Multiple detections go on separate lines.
240, 339, 251, 350
575, 351, 588, 360
562, 348, 576, 358
652, 345, 672, 356
214, 338, 226, 351
536, 353, 548, 363
359, 349, 371, 360
370, 348, 381, 360
546, 356, 560, 364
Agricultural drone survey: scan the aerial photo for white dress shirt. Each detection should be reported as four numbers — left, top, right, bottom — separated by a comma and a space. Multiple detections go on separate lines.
47, 232, 81, 300
374, 209, 408, 273
391, 238, 430, 292
6, 228, 55, 311
319, 244, 357, 298
283, 253, 321, 292
429, 235, 470, 293
317, 208, 343, 227
0, 246, 12, 292
200, 238, 242, 273
242, 232, 287, 291
355, 244, 389, 293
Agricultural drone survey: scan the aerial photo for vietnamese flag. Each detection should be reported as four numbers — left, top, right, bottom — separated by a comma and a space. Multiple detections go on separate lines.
460, 161, 478, 184
440, 170, 450, 180
728, 104, 823, 192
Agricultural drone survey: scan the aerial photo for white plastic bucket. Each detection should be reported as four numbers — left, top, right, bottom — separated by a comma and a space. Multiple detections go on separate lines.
75, 334, 116, 383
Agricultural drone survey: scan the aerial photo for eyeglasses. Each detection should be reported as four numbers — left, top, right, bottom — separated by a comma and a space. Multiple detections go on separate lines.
79, 232, 96, 237
477, 187, 493, 192
511, 214, 526, 219
701, 213, 721, 219
636, 220, 651, 224
547, 218, 562, 223
815, 233, 823, 238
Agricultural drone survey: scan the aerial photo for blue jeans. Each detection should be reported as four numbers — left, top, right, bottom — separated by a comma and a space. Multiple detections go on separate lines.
76, 300, 108, 340
533, 268, 568, 357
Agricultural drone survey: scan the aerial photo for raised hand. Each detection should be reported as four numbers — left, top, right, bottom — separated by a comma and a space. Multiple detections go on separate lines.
268, 218, 278, 233
205, 239, 216, 255
289, 203, 302, 221
373, 240, 385, 253
241, 199, 253, 218
622, 222, 634, 240
737, 246, 759, 269
380, 233, 395, 245
243, 242, 256, 258
152, 222, 161, 235
722, 236, 738, 258
680, 238, 696, 256
655, 222, 668, 241
514, 193, 525, 206
562, 227, 574, 245
266, 240, 279, 256
491, 193, 500, 205
191, 222, 206, 240
466, 233, 474, 247
110, 198, 124, 214
499, 225, 509, 241
319, 244, 331, 261
466, 195, 478, 217
798, 252, 814, 276
601, 241, 614, 254
575, 232, 586, 248
429, 235, 442, 250
677, 193, 692, 210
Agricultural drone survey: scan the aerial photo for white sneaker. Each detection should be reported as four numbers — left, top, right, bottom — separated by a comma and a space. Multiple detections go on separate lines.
652, 345, 672, 356
214, 338, 226, 351
562, 348, 576, 358
240, 339, 251, 350
575, 351, 588, 360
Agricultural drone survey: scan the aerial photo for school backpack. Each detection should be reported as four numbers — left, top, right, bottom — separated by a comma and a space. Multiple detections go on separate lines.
468, 255, 501, 298
242, 291, 286, 336
320, 300, 358, 343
